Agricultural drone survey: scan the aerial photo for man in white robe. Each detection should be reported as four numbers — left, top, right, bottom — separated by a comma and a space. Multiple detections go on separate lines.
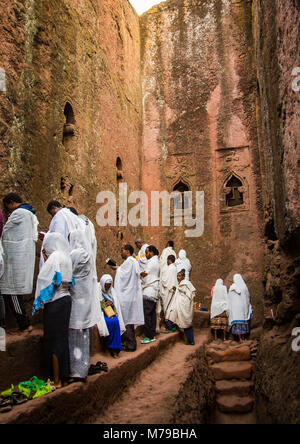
113, 244, 144, 351
135, 239, 149, 273
165, 269, 196, 345
158, 241, 177, 332
0, 193, 39, 333
140, 246, 160, 343
39, 201, 86, 269
160, 254, 178, 315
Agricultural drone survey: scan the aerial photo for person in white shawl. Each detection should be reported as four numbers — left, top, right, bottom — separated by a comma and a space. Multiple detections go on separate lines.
68, 230, 108, 381
140, 246, 160, 344
159, 254, 178, 333
175, 250, 192, 281
165, 269, 196, 345
0, 193, 39, 334
228, 274, 253, 340
100, 274, 125, 358
39, 201, 86, 270
210, 279, 229, 340
113, 244, 144, 352
158, 241, 176, 332
135, 239, 149, 273
33, 233, 74, 388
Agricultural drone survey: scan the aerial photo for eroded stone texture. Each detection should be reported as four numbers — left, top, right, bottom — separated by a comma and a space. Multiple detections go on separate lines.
0, 0, 142, 321
141, 0, 264, 325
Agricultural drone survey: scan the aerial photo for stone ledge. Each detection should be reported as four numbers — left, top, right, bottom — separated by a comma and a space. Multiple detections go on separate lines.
0, 330, 183, 424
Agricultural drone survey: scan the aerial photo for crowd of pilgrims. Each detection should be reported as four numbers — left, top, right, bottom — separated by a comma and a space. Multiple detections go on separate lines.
0, 193, 253, 389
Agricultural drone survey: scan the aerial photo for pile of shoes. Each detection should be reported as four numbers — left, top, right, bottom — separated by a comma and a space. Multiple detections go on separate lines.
0, 376, 55, 414
88, 361, 108, 376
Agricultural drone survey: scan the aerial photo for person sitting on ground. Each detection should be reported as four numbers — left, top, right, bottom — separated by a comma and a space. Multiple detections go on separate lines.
210, 279, 229, 341
99, 274, 125, 359
164, 269, 196, 345
112, 244, 144, 352
160, 255, 178, 333
0, 193, 39, 335
175, 250, 192, 281
33, 233, 74, 389
140, 245, 160, 345
228, 274, 253, 342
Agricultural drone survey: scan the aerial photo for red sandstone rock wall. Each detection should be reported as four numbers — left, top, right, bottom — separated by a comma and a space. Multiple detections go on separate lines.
253, 0, 300, 424
0, 0, 142, 315
141, 0, 264, 324
253, 0, 300, 324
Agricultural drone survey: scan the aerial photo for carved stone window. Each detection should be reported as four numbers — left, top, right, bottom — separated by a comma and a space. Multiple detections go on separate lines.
173, 181, 190, 210
225, 175, 244, 207
221, 173, 248, 213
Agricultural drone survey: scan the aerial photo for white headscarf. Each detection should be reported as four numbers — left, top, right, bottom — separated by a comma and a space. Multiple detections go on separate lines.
33, 233, 73, 314
175, 250, 192, 280
210, 279, 229, 319
100, 274, 126, 334
228, 274, 253, 326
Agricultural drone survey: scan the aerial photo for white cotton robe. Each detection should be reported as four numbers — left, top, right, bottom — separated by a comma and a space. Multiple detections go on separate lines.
141, 255, 160, 301
228, 274, 253, 328
137, 243, 149, 273
114, 256, 144, 327
211, 279, 229, 320
49, 208, 86, 241
165, 279, 196, 329
175, 250, 192, 281
0, 208, 38, 295
69, 230, 108, 336
159, 247, 177, 291
79, 215, 97, 274
160, 263, 178, 312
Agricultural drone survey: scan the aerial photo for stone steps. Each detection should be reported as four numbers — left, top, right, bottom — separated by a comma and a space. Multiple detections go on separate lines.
210, 361, 252, 380
215, 380, 254, 396
206, 340, 257, 424
216, 395, 255, 414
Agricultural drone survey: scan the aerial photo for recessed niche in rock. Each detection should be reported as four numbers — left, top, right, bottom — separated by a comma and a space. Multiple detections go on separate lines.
116, 157, 123, 181
173, 180, 190, 210
63, 102, 76, 146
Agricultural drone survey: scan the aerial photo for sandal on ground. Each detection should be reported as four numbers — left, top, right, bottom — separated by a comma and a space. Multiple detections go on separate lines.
32, 385, 52, 399
141, 338, 156, 344
96, 361, 108, 372
11, 391, 28, 405
0, 397, 13, 413
1, 384, 14, 398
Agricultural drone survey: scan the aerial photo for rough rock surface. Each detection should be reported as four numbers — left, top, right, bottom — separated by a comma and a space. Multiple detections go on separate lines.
211, 361, 252, 381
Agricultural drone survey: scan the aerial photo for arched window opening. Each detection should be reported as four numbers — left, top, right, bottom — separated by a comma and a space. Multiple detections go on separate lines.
116, 157, 123, 181
173, 181, 190, 210
225, 175, 244, 207
63, 103, 75, 143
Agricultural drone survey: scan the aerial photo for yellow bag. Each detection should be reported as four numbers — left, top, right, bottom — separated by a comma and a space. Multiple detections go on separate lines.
101, 301, 116, 318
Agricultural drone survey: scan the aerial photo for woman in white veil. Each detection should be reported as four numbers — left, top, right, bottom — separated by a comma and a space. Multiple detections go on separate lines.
228, 274, 253, 341
210, 279, 229, 341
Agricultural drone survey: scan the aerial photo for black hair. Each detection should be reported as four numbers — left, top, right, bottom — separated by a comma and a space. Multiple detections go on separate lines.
3, 193, 23, 208
124, 244, 134, 256
47, 200, 62, 214
68, 207, 78, 215
179, 269, 186, 276
167, 255, 176, 263
167, 240, 174, 248
148, 245, 159, 256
